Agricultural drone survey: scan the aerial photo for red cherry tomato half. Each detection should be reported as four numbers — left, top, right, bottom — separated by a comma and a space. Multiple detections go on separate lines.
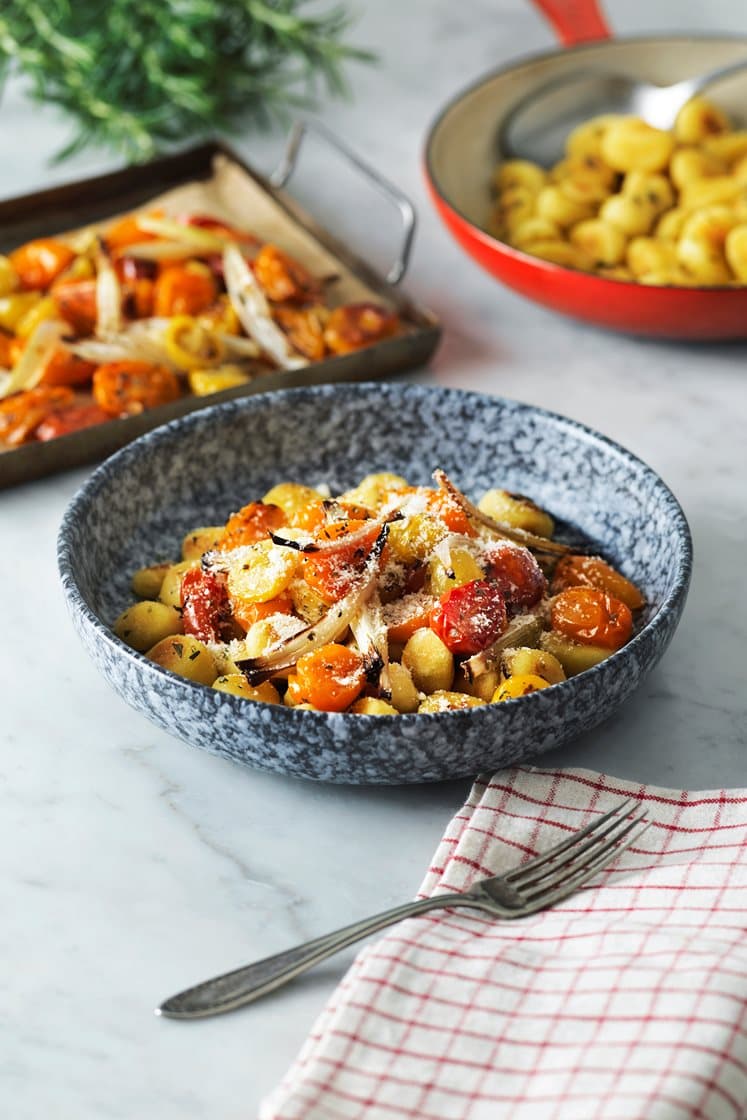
181, 567, 234, 644
429, 578, 508, 655
483, 541, 546, 614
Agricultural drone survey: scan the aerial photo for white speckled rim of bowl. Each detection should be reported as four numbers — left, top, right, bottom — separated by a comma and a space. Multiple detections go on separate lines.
56, 383, 693, 783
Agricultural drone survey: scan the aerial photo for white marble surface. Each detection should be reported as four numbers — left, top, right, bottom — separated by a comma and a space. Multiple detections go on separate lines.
2, 2, 747, 1116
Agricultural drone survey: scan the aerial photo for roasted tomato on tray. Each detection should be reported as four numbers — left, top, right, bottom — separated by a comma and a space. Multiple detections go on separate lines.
0, 211, 402, 451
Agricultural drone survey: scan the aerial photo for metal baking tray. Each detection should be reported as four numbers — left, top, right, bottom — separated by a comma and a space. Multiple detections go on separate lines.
0, 123, 440, 488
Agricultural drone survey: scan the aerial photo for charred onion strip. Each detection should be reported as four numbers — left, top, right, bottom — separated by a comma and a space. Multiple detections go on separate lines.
350, 593, 391, 699
0, 319, 67, 400
236, 525, 390, 683
95, 238, 123, 336
270, 510, 400, 555
223, 246, 307, 371
433, 469, 571, 557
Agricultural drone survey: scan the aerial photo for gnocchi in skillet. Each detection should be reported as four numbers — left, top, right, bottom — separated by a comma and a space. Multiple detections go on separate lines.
489, 96, 747, 285
113, 471, 644, 714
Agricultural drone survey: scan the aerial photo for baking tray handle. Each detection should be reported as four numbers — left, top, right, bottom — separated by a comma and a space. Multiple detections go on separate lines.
270, 120, 416, 285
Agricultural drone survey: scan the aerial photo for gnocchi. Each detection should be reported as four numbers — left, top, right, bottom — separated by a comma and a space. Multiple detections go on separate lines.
490, 97, 747, 285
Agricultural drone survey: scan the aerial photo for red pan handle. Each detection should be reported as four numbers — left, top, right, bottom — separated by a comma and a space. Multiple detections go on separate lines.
530, 0, 611, 46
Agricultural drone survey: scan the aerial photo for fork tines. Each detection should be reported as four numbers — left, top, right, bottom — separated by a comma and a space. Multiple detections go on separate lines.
507, 799, 650, 907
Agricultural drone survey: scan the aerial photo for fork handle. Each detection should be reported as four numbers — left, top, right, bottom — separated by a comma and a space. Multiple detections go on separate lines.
157, 893, 468, 1019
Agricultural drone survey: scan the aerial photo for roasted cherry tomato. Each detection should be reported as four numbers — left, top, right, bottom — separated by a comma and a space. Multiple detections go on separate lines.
52, 279, 98, 335
426, 489, 475, 536
253, 244, 319, 303
153, 265, 216, 317
385, 591, 436, 643
551, 587, 633, 651
551, 554, 645, 611
9, 238, 75, 290
105, 213, 159, 251
294, 643, 366, 712
429, 578, 508, 655
34, 404, 111, 441
232, 593, 294, 634
483, 541, 546, 614
183, 214, 258, 244
219, 501, 286, 551
181, 567, 235, 644
0, 386, 74, 446
302, 518, 380, 603
0, 332, 14, 367
39, 349, 96, 388
323, 303, 399, 355
273, 305, 327, 360
92, 361, 181, 416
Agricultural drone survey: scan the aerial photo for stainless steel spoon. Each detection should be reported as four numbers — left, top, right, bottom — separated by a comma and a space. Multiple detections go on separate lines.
500, 57, 747, 165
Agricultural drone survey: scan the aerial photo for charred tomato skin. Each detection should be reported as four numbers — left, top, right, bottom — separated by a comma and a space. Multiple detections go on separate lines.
429, 578, 508, 656
181, 567, 234, 644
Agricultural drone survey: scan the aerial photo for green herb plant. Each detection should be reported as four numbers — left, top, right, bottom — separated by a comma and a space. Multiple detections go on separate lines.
0, 1, 372, 161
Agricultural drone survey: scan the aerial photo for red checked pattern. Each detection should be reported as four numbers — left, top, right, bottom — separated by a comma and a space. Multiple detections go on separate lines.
260, 767, 747, 1120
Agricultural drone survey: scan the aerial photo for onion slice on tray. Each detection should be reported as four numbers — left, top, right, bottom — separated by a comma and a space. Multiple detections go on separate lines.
95, 239, 123, 336
223, 245, 307, 371
433, 469, 571, 556
235, 524, 390, 683
0, 319, 67, 400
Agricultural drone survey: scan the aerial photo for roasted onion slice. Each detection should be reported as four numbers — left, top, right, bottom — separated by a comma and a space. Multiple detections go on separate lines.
236, 525, 389, 683
433, 469, 571, 556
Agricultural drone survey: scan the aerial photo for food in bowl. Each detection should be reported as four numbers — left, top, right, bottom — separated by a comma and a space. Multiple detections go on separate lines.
112, 469, 644, 714
0, 211, 400, 450
489, 96, 747, 286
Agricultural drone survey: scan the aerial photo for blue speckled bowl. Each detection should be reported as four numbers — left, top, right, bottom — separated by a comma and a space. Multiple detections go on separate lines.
58, 383, 692, 784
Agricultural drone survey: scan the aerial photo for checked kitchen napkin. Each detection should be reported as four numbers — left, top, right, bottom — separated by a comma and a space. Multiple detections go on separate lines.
260, 767, 747, 1120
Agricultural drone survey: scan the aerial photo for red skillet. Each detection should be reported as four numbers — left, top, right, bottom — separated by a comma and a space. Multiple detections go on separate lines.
424, 0, 747, 339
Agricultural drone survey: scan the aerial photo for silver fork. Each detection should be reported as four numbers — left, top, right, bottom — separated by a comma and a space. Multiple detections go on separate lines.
157, 800, 648, 1020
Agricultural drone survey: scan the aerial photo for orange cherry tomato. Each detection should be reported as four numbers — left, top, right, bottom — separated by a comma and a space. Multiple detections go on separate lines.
52, 279, 98, 335
294, 643, 366, 712
153, 265, 217, 317
323, 303, 399, 355
39, 349, 96, 388
291, 499, 371, 532
34, 404, 111, 441
219, 501, 287, 551
0, 386, 74, 446
273, 305, 327, 360
551, 587, 633, 651
302, 518, 380, 603
9, 239, 75, 291
232, 593, 294, 633
92, 361, 181, 416
253, 244, 319, 303
104, 210, 162, 251
0, 332, 13, 367
385, 592, 436, 643
551, 554, 645, 611
426, 489, 475, 536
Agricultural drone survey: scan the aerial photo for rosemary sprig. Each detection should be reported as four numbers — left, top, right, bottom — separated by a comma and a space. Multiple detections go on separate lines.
0, 1, 373, 162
